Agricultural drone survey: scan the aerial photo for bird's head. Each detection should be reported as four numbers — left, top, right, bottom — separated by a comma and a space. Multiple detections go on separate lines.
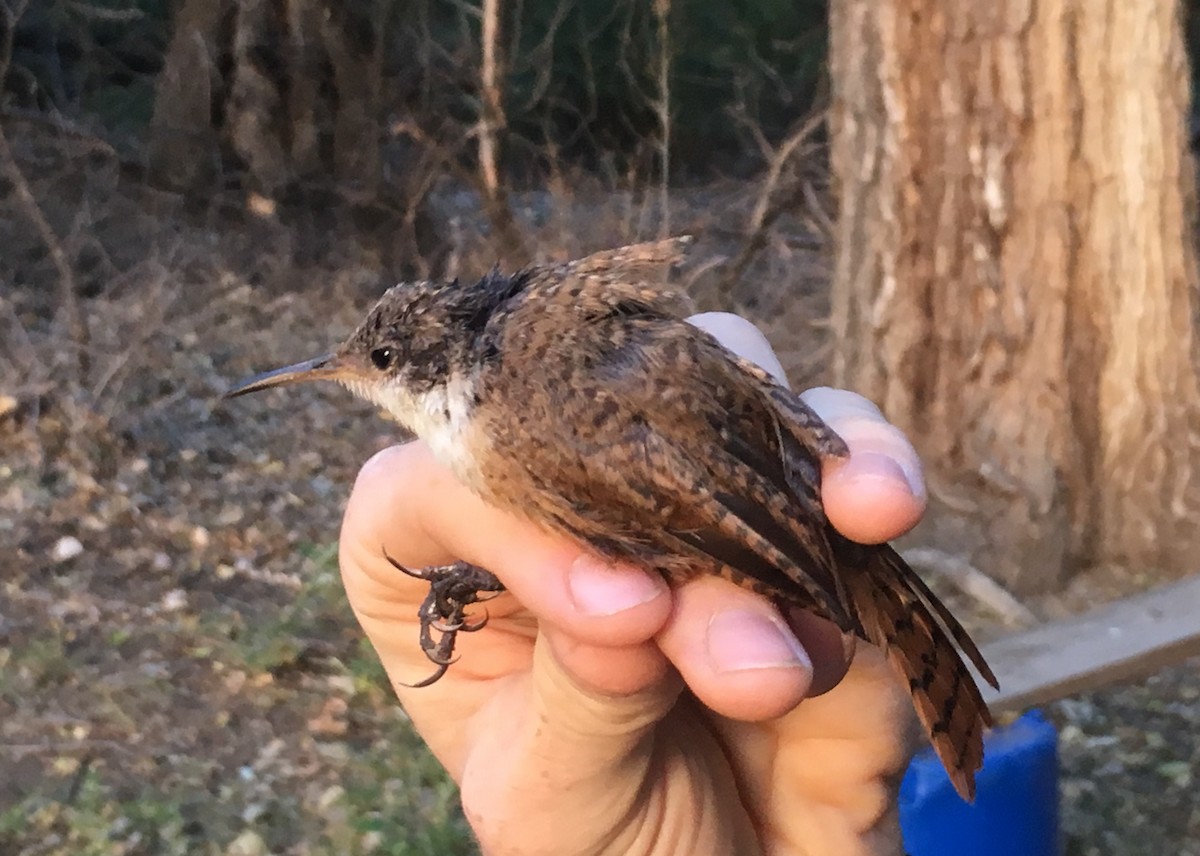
224, 275, 505, 428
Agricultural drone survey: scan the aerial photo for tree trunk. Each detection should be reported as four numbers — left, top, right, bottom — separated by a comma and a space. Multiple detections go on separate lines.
148, 0, 383, 199
828, 0, 1200, 592
146, 0, 446, 274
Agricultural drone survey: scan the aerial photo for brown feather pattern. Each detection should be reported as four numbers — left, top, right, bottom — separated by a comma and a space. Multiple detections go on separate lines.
462, 240, 998, 800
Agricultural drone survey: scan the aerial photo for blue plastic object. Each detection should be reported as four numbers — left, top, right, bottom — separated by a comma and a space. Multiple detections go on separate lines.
899, 710, 1059, 856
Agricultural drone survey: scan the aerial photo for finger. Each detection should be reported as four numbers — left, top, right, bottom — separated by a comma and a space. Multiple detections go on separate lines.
783, 607, 855, 697
538, 628, 673, 697
340, 444, 675, 688
688, 312, 789, 385
655, 575, 814, 721
801, 387, 926, 544
716, 646, 919, 855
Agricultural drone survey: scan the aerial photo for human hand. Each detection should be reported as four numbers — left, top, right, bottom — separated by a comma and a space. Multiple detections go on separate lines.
338, 313, 926, 856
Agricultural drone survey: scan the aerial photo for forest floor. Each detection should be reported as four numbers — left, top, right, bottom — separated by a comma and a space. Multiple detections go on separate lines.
1, 125, 1197, 855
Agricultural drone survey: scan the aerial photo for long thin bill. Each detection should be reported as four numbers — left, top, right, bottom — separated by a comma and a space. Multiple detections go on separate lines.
224, 354, 339, 398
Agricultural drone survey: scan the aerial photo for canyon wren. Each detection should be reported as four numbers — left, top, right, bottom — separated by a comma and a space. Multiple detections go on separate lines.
225, 237, 998, 800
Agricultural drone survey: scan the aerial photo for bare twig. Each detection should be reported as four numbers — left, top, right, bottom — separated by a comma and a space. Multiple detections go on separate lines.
0, 0, 89, 381
713, 110, 826, 295
800, 177, 835, 242
479, 0, 503, 199
749, 110, 825, 232
902, 547, 1039, 628
64, 1, 144, 22
474, 0, 528, 264
0, 128, 85, 353
653, 0, 671, 237
509, 0, 571, 113
0, 288, 39, 373
0, 107, 118, 157
1, 739, 148, 759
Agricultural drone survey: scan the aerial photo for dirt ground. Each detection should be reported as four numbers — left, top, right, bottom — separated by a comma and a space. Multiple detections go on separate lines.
2, 126, 1198, 855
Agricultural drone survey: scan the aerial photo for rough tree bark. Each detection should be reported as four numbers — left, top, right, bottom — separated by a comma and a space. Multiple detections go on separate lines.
829, 0, 1200, 592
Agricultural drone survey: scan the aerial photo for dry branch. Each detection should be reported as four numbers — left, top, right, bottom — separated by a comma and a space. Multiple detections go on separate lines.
902, 547, 1038, 628
473, 0, 527, 263
479, 0, 503, 199
715, 110, 826, 295
653, 0, 671, 237
0, 0, 89, 379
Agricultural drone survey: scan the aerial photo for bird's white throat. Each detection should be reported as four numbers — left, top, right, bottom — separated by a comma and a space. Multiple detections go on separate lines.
357, 372, 480, 476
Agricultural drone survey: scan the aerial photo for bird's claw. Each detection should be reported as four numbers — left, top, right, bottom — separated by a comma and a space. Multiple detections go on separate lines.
461, 613, 490, 633
432, 612, 491, 633
381, 550, 505, 686
400, 662, 450, 689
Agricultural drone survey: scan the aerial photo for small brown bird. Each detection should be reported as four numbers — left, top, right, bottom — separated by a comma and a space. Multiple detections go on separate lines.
226, 238, 998, 800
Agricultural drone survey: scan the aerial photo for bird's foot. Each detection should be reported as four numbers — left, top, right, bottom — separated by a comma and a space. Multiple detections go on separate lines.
382, 551, 506, 687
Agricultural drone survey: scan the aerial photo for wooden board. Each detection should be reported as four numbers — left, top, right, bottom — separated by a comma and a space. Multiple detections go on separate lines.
978, 575, 1200, 714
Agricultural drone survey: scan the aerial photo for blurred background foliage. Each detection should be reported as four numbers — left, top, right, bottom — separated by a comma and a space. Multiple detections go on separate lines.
3, 0, 830, 177
5, 0, 170, 130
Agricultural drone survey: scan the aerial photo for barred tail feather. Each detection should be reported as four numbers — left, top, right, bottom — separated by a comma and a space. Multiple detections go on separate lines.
840, 540, 996, 802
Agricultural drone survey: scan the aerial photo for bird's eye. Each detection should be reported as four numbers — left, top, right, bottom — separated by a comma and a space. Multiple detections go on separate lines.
370, 347, 394, 370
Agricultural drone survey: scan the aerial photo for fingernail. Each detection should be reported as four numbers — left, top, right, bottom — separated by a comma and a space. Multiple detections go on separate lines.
686, 313, 789, 386
838, 451, 924, 499
568, 554, 667, 616
801, 387, 883, 418
706, 610, 812, 673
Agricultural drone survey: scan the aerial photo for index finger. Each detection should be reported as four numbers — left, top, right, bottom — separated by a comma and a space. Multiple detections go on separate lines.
801, 387, 927, 544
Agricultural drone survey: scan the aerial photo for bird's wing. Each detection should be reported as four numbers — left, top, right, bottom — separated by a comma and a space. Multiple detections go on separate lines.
477, 308, 856, 628
725, 354, 851, 462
